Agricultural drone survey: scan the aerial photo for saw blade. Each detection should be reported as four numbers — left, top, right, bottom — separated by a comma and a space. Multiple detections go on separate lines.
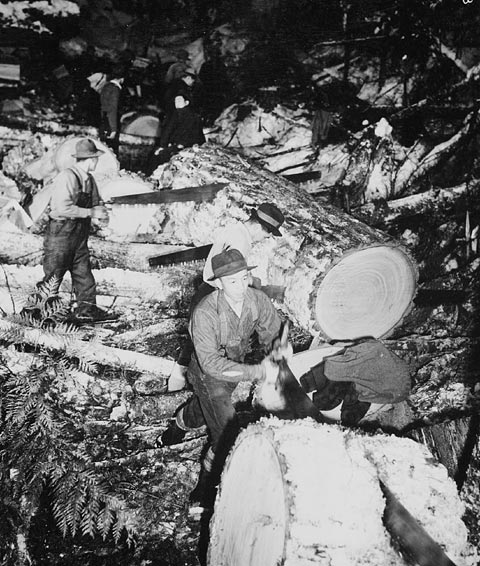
148, 244, 213, 268
109, 183, 227, 206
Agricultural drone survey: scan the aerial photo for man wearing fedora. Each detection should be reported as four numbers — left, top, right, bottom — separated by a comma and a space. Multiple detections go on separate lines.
159, 248, 283, 514
41, 138, 116, 323
167, 202, 285, 392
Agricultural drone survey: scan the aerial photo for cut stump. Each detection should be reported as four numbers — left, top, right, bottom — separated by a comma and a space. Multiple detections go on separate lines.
208, 419, 472, 566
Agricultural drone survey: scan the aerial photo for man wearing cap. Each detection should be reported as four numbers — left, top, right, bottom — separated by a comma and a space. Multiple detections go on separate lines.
41, 138, 115, 323
167, 202, 285, 391
160, 249, 282, 513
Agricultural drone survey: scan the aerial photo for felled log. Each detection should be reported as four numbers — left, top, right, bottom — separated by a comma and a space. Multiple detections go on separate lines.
0, 264, 199, 315
208, 420, 473, 566
121, 112, 161, 139
353, 182, 474, 229
150, 143, 418, 338
0, 318, 174, 378
0, 229, 182, 272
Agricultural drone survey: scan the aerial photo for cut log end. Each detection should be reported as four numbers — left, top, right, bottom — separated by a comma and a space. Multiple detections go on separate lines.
315, 245, 418, 340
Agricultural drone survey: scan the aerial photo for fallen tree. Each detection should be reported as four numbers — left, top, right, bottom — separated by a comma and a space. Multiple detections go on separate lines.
149, 143, 418, 338
0, 318, 174, 378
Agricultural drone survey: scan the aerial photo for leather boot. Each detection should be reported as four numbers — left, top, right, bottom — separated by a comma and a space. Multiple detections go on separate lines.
156, 419, 186, 447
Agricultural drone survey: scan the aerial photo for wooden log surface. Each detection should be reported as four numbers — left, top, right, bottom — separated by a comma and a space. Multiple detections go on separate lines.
353, 182, 475, 229
0, 263, 199, 305
2, 142, 418, 338
208, 420, 472, 566
0, 318, 174, 378
0, 229, 188, 272
149, 143, 418, 338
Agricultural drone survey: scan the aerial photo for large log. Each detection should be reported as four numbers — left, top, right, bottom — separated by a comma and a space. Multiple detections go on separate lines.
149, 143, 418, 338
0, 229, 186, 272
208, 420, 473, 566
0, 264, 199, 306
0, 318, 174, 378
353, 182, 474, 229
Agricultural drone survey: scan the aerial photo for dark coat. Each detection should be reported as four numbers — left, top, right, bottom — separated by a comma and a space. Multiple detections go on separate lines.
159, 106, 205, 148
162, 77, 194, 116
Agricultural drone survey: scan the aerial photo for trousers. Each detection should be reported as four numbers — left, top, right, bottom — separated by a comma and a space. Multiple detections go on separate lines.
42, 218, 96, 315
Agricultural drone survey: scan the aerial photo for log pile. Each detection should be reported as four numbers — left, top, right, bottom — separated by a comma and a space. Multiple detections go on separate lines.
0, 122, 478, 565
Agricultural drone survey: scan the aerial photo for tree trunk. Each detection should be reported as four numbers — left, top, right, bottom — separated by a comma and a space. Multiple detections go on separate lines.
208, 420, 472, 566
0, 263, 199, 305
150, 144, 418, 338
0, 318, 174, 378
353, 182, 473, 229
0, 229, 186, 272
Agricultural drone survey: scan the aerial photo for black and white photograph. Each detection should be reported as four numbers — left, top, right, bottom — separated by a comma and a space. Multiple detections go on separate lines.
0, 1, 479, 565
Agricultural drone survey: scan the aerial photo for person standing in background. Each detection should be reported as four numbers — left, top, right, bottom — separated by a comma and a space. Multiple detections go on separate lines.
100, 65, 125, 153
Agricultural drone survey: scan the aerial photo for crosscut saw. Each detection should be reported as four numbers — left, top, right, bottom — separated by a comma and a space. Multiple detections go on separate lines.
109, 182, 227, 205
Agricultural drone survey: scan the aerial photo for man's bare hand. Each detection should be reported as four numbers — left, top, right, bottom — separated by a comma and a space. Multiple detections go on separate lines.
91, 205, 109, 222
249, 275, 262, 289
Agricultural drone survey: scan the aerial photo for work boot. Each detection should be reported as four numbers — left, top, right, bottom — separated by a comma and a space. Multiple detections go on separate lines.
156, 419, 187, 447
188, 466, 218, 518
72, 306, 119, 325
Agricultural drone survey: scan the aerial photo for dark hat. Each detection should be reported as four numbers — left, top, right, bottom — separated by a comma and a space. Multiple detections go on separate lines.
71, 139, 105, 159
208, 249, 256, 281
251, 203, 284, 236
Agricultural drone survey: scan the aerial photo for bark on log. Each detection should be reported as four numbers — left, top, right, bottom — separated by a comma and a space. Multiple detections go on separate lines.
0, 229, 188, 272
353, 182, 474, 229
149, 143, 418, 338
208, 420, 472, 566
0, 318, 174, 378
393, 112, 477, 196
410, 416, 479, 483
0, 263, 199, 304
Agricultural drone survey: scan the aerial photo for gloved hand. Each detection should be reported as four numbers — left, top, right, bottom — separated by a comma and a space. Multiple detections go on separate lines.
260, 357, 280, 385
269, 340, 293, 363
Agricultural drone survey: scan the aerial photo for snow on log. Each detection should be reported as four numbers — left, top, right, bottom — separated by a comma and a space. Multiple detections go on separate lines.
0, 229, 181, 272
208, 419, 474, 566
150, 143, 418, 338
0, 318, 174, 378
0, 263, 199, 307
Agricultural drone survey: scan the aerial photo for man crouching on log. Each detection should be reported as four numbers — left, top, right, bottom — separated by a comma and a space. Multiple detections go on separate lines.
158, 249, 282, 514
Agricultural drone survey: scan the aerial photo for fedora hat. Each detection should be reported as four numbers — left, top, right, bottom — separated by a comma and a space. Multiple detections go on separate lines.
208, 249, 256, 281
72, 139, 105, 160
251, 203, 284, 236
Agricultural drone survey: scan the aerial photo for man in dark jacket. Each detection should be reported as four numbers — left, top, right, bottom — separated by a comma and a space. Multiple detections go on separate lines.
159, 94, 205, 149
100, 66, 125, 153
162, 69, 196, 118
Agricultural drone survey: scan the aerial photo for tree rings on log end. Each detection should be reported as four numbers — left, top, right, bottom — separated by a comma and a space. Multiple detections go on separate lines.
314, 245, 417, 340
208, 419, 471, 566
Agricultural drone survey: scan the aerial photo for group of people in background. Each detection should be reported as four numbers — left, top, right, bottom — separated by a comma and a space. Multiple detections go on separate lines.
75, 41, 233, 171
